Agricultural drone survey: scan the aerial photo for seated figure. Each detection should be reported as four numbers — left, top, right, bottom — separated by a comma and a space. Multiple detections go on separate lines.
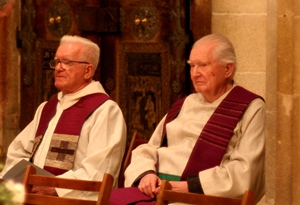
0, 35, 127, 200
110, 34, 265, 205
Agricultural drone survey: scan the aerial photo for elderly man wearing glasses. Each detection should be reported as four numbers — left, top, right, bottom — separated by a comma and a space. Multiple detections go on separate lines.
0, 35, 127, 200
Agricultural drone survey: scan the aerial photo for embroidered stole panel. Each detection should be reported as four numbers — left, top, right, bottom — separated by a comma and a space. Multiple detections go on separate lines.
32, 93, 110, 175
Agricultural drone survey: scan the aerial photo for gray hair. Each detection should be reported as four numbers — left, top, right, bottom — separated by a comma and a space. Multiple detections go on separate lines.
60, 35, 100, 69
193, 34, 237, 68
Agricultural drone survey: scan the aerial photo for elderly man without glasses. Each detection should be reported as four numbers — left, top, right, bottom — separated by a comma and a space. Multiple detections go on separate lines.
109, 34, 265, 205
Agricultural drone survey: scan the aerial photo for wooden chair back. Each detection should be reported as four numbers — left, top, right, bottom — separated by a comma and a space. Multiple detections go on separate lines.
22, 165, 114, 205
118, 132, 147, 187
156, 180, 255, 205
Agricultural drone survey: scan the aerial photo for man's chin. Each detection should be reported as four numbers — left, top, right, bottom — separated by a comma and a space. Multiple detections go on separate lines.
194, 85, 206, 93
54, 82, 64, 90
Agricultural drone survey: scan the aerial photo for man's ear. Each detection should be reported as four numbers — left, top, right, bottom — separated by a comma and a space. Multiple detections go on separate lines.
84, 64, 94, 79
225, 63, 235, 78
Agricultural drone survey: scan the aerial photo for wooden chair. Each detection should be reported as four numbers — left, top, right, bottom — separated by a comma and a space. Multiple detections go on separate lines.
156, 180, 255, 205
118, 132, 147, 188
22, 165, 114, 205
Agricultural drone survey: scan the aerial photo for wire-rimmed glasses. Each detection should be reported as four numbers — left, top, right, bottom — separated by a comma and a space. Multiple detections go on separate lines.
49, 59, 89, 69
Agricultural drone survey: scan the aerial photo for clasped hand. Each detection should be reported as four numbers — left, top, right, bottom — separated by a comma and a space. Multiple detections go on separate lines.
138, 173, 188, 198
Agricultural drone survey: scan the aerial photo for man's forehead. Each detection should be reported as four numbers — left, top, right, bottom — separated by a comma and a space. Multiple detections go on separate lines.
56, 43, 81, 56
190, 43, 214, 58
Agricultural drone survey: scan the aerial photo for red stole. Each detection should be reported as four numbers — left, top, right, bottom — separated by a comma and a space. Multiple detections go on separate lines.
32, 93, 110, 175
161, 86, 263, 180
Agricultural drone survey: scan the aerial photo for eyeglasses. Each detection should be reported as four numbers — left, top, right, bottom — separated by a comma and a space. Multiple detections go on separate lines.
49, 59, 89, 69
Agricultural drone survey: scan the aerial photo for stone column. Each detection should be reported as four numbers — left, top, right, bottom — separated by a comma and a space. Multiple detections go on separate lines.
290, 0, 300, 204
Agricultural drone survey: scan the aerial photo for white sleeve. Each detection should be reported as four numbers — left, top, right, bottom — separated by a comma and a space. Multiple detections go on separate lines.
124, 115, 166, 187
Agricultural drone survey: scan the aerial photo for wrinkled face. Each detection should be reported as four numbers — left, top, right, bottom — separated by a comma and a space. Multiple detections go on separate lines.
188, 42, 229, 100
53, 43, 92, 94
